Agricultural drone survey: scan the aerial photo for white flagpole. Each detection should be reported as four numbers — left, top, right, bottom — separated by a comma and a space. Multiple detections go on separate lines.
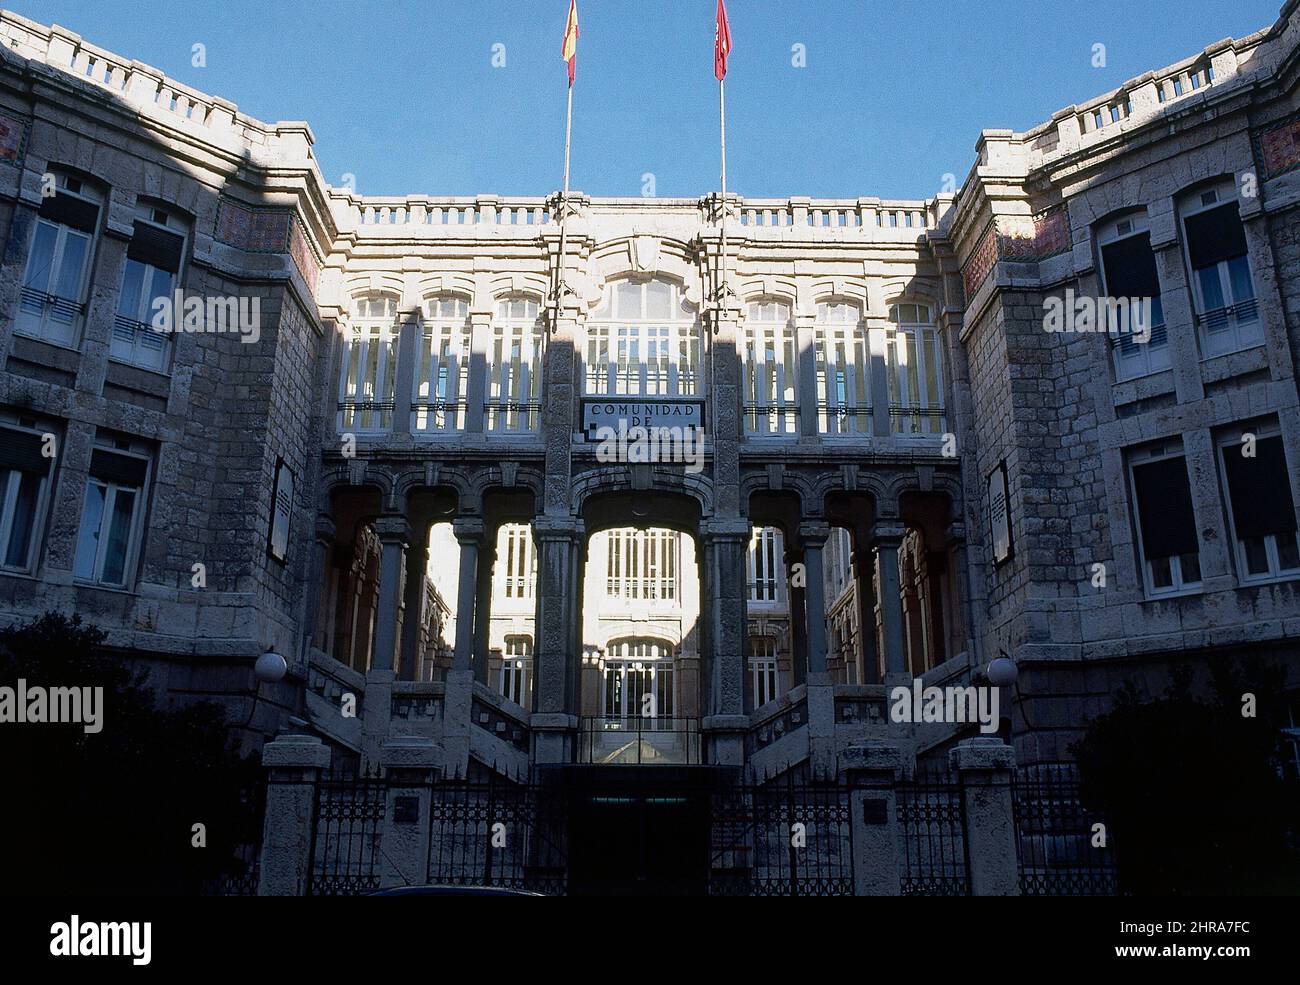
554, 81, 574, 313
718, 75, 727, 303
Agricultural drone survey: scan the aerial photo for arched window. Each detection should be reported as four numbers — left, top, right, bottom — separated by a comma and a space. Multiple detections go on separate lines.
602, 637, 676, 723
339, 294, 398, 432
113, 200, 191, 373
489, 297, 544, 432
585, 278, 700, 397
1096, 211, 1169, 380
887, 302, 945, 435
1178, 179, 1261, 357
814, 300, 870, 435
742, 300, 797, 435
412, 295, 470, 433
17, 170, 103, 348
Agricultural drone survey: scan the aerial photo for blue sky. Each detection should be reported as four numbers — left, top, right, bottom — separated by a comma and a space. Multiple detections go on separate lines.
9, 0, 1283, 199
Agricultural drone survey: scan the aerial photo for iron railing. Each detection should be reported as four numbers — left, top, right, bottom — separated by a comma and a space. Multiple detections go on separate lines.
306, 773, 387, 896
1013, 763, 1120, 896
896, 771, 970, 895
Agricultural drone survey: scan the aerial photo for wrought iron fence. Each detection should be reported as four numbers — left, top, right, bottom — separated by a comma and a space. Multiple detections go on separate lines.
896, 772, 970, 895
307, 774, 387, 896
1013, 764, 1120, 896
201, 776, 266, 896
427, 779, 568, 895
709, 781, 854, 896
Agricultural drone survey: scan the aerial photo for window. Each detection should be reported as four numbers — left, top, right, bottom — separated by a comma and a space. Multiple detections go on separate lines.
413, 296, 471, 433
887, 302, 945, 434
497, 523, 536, 599
1180, 181, 1261, 357
1218, 425, 1299, 582
1096, 212, 1169, 381
339, 295, 398, 432
749, 636, 779, 708
489, 298, 544, 432
747, 525, 783, 604
742, 301, 797, 435
1128, 442, 1201, 595
16, 172, 102, 348
268, 459, 293, 563
585, 279, 700, 397
814, 301, 870, 435
0, 413, 57, 574
605, 527, 678, 601
499, 636, 532, 707
603, 639, 675, 724
112, 202, 187, 373
74, 435, 151, 588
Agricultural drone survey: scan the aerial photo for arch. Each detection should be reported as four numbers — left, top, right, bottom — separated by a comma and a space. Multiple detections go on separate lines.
488, 272, 549, 302
739, 275, 799, 309
589, 238, 704, 309
571, 467, 713, 528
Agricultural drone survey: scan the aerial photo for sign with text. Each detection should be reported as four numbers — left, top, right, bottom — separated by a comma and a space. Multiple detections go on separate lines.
582, 398, 704, 439
988, 460, 1013, 566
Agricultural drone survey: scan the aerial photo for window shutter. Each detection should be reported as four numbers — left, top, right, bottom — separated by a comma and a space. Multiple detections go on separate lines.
127, 221, 184, 273
0, 428, 49, 472
1133, 456, 1198, 558
1185, 204, 1248, 270
89, 449, 147, 487
1101, 233, 1161, 300
1224, 436, 1297, 539
38, 191, 99, 233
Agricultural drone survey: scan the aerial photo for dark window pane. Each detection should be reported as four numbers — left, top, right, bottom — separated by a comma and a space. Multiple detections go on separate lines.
1185, 203, 1248, 270
1132, 455, 1198, 558
1223, 436, 1296, 539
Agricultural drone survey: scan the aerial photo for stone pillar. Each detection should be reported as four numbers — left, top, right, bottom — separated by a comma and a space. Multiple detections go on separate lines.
451, 517, 484, 672
472, 537, 497, 686
392, 311, 418, 437
257, 734, 331, 896
785, 544, 808, 689
369, 515, 412, 672
799, 521, 835, 779
872, 520, 908, 678
852, 541, 880, 683
532, 515, 584, 764
465, 306, 492, 435
398, 532, 429, 680
376, 737, 443, 889
799, 521, 830, 676
840, 740, 903, 896
700, 518, 749, 766
868, 318, 892, 438
951, 737, 1019, 896
305, 513, 336, 657
794, 311, 819, 438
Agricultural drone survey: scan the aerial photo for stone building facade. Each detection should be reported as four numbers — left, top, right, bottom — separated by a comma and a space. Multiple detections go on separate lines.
1, 4, 1299, 789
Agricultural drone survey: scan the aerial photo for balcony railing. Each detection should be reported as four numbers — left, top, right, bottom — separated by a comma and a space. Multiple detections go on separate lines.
578, 716, 701, 765
485, 399, 542, 432
888, 405, 947, 436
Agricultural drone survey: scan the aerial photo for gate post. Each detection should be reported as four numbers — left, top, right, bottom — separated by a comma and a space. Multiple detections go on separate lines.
377, 737, 443, 889
257, 734, 330, 896
839, 740, 902, 896
951, 737, 1019, 896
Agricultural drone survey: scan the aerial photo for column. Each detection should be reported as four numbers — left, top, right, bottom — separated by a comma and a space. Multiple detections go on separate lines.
532, 516, 583, 764
376, 736, 443, 889
451, 518, 484, 671
785, 544, 808, 689
868, 318, 892, 438
951, 738, 1019, 896
257, 734, 331, 896
852, 540, 880, 683
871, 520, 908, 678
794, 310, 819, 438
464, 306, 492, 436
471, 535, 497, 686
700, 518, 749, 766
799, 521, 830, 677
304, 513, 336, 658
368, 515, 412, 673
839, 740, 903, 896
398, 530, 429, 680
392, 310, 418, 437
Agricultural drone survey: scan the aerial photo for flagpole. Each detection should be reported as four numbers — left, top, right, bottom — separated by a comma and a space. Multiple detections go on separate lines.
717, 75, 727, 305
555, 81, 574, 311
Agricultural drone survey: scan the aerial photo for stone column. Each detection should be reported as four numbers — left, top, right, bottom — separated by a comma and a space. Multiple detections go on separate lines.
799, 521, 834, 778
951, 737, 1019, 896
257, 734, 331, 896
398, 531, 429, 680
362, 515, 411, 768
304, 513, 336, 658
443, 517, 484, 778
532, 516, 584, 764
794, 310, 819, 438
871, 520, 908, 678
465, 306, 492, 436
472, 536, 497, 686
392, 311, 418, 437
700, 518, 749, 766
785, 544, 808, 689
839, 740, 903, 896
868, 318, 893, 438
852, 540, 880, 683
376, 737, 443, 889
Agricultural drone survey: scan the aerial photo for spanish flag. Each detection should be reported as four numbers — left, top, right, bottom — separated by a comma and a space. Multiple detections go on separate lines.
561, 0, 579, 86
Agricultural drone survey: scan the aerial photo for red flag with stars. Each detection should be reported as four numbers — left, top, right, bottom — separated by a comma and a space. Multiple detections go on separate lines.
714, 0, 732, 81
